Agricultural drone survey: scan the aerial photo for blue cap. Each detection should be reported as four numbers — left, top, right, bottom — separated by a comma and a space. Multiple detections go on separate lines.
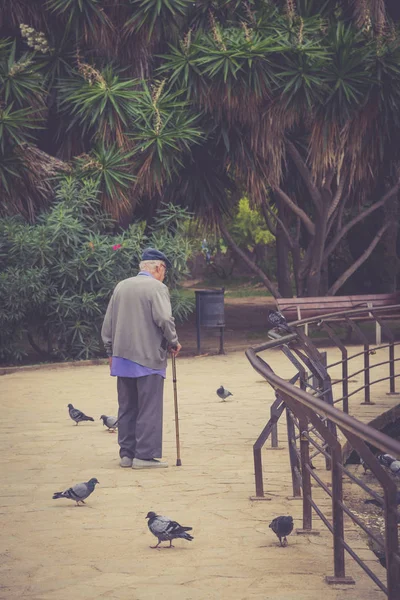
141, 247, 172, 268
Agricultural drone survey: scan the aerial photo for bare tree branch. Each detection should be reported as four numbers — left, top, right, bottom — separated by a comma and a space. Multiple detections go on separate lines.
274, 186, 316, 236
261, 198, 296, 250
323, 179, 400, 261
328, 192, 349, 238
328, 222, 391, 295
327, 176, 345, 221
286, 141, 322, 211
219, 221, 281, 298
260, 202, 277, 237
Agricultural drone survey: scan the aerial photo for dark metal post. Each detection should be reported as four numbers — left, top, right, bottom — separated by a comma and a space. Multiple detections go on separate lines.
329, 445, 347, 581
364, 344, 371, 404
389, 341, 396, 394
195, 292, 201, 354
345, 318, 373, 405
286, 408, 301, 497
320, 322, 349, 413
312, 350, 327, 390
299, 415, 312, 530
219, 326, 225, 355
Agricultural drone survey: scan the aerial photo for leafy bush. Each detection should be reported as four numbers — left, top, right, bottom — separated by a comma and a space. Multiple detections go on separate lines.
0, 176, 194, 363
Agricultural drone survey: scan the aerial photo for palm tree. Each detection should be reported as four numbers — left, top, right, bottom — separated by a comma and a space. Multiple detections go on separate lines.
1, 0, 400, 295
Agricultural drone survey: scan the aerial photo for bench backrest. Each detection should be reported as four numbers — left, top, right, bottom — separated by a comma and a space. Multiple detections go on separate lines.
276, 292, 400, 321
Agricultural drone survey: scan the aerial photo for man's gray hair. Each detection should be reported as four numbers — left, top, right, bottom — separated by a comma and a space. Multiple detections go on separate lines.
139, 259, 166, 272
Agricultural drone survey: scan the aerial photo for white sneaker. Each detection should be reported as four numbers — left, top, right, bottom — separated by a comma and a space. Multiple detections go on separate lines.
120, 457, 133, 468
132, 458, 168, 469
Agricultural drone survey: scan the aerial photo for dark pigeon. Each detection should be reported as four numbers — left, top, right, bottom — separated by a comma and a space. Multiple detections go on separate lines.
269, 515, 294, 546
216, 386, 233, 401
52, 477, 99, 505
100, 415, 118, 432
68, 403, 94, 425
145, 511, 193, 548
268, 310, 291, 331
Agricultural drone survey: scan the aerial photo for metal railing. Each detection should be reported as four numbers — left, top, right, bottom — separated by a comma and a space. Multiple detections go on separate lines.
246, 304, 400, 599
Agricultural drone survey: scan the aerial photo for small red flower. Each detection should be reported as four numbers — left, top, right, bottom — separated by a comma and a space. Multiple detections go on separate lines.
112, 243, 122, 251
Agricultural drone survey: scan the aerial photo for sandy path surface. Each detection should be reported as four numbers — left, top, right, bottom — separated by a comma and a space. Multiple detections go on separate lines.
0, 348, 393, 600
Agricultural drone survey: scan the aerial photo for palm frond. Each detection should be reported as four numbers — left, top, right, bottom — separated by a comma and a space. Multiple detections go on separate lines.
124, 0, 191, 40
0, 42, 46, 112
58, 64, 141, 147
74, 144, 136, 219
0, 105, 43, 152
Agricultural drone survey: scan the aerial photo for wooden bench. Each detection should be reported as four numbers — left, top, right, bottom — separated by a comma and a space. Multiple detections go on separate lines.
276, 292, 400, 344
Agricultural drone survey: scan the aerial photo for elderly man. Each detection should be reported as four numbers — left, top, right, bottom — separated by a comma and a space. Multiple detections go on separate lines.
101, 248, 181, 469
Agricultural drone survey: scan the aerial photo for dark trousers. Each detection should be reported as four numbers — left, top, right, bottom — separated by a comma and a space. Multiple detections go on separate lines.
117, 375, 164, 460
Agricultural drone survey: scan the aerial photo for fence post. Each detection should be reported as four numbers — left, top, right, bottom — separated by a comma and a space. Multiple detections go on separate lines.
286, 408, 301, 498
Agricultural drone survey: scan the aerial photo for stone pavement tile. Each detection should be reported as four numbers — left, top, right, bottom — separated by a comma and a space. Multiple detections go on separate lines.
1, 347, 396, 600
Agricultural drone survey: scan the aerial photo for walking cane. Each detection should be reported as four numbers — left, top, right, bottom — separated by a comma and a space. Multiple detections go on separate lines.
171, 352, 182, 466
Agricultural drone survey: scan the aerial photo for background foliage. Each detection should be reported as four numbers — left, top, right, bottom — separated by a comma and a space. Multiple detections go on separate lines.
2, 0, 400, 363
0, 177, 194, 362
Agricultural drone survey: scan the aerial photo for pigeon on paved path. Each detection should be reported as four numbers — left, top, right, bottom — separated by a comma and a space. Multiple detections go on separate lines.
269, 515, 294, 546
68, 403, 94, 425
100, 415, 118, 432
216, 385, 233, 401
52, 478, 99, 505
145, 512, 194, 548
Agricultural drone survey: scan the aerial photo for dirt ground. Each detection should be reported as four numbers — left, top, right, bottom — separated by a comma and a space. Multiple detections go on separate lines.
1, 332, 397, 600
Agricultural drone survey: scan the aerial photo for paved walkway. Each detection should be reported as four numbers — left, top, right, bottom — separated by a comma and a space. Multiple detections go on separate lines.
0, 345, 398, 600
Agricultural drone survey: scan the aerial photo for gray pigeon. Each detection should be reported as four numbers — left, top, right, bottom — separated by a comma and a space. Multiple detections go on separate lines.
145, 511, 194, 548
100, 415, 118, 432
389, 460, 400, 476
68, 403, 94, 425
52, 477, 99, 505
269, 515, 294, 546
216, 385, 233, 401
377, 453, 396, 468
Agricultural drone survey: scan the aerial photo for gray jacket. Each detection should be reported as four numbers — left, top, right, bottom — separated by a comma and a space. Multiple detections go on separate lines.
101, 275, 179, 369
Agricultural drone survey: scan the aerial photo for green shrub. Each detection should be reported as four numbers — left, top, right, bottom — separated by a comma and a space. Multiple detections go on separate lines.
0, 176, 194, 363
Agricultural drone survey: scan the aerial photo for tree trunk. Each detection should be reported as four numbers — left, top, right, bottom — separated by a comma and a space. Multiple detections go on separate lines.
276, 204, 292, 297
219, 221, 281, 298
305, 203, 329, 296
328, 222, 390, 295
381, 195, 399, 292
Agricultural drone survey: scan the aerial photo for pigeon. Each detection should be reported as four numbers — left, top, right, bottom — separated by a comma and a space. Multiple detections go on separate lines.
145, 511, 194, 548
377, 453, 396, 468
360, 456, 370, 474
52, 477, 99, 505
389, 460, 400, 476
100, 415, 118, 432
216, 385, 233, 401
68, 403, 94, 425
269, 515, 294, 546
268, 310, 291, 331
